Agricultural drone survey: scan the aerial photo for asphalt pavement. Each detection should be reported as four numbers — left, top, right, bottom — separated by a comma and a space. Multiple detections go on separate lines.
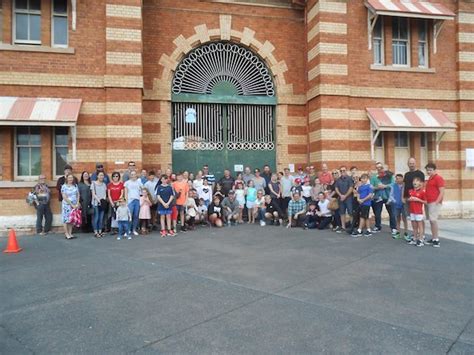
1, 223, 473, 354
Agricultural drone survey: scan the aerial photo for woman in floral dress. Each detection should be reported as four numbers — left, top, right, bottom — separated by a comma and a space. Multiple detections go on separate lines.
61, 174, 80, 240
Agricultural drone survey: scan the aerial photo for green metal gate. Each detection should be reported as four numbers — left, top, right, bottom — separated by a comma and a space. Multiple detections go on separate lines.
170, 42, 277, 178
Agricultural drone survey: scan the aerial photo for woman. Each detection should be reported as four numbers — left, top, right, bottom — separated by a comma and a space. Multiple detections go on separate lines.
61, 174, 80, 240
193, 170, 204, 190
268, 173, 282, 210
124, 170, 143, 236
79, 171, 93, 233
91, 171, 107, 237
108, 172, 124, 235
208, 195, 223, 227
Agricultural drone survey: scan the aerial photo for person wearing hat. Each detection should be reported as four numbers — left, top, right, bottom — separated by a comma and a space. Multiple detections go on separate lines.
221, 190, 240, 226
296, 166, 307, 181
91, 163, 111, 185
33, 174, 52, 235
56, 164, 78, 202
290, 177, 303, 196
303, 201, 319, 229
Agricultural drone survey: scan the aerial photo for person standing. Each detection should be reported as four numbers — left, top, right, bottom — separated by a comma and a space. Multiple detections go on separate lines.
202, 165, 216, 188
33, 175, 52, 236
172, 172, 190, 232
280, 168, 294, 215
242, 166, 255, 185
335, 166, 354, 234
61, 174, 80, 240
219, 169, 235, 196
91, 172, 108, 238
115, 199, 132, 240
56, 164, 78, 202
318, 163, 333, 188
91, 163, 110, 185
79, 171, 93, 233
122, 161, 137, 182
261, 164, 272, 193
107, 172, 125, 235
156, 174, 175, 237
124, 170, 143, 236
424, 163, 445, 248
407, 177, 427, 247
370, 162, 395, 233
252, 168, 267, 192
403, 157, 425, 241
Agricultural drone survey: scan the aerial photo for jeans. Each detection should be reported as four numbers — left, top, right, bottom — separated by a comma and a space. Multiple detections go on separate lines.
128, 199, 140, 233
118, 220, 129, 235
317, 216, 333, 230
257, 208, 266, 221
372, 200, 396, 230
93, 206, 105, 231
303, 215, 318, 229
36, 203, 52, 233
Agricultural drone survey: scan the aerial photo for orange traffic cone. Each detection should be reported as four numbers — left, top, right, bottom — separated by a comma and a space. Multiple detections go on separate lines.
3, 229, 22, 253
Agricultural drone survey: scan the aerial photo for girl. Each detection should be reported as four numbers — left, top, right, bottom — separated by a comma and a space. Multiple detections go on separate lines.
198, 178, 213, 206
91, 171, 107, 238
302, 178, 312, 203
156, 174, 175, 237
185, 193, 198, 230
61, 174, 80, 240
139, 187, 152, 235
234, 181, 246, 223
254, 190, 266, 226
245, 180, 257, 224
193, 170, 204, 190
208, 196, 223, 227
213, 183, 225, 202
311, 177, 324, 201
234, 172, 244, 189
197, 198, 208, 225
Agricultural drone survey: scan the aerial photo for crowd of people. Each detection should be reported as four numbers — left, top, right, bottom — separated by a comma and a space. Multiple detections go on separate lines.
30, 157, 445, 248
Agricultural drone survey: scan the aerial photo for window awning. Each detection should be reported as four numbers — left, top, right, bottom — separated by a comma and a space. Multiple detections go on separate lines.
365, 1, 455, 53
367, 108, 457, 159
365, 0, 455, 20
0, 97, 82, 126
0, 96, 82, 160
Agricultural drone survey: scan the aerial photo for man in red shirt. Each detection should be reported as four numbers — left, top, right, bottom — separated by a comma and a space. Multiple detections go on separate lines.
424, 163, 445, 248
318, 163, 333, 187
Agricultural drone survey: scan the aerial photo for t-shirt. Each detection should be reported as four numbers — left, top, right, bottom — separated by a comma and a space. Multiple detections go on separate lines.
409, 188, 426, 215
144, 179, 158, 199
290, 185, 303, 196
124, 179, 143, 202
116, 205, 131, 221
335, 175, 353, 196
222, 197, 240, 213
243, 173, 255, 185
403, 170, 425, 198
317, 199, 332, 217
302, 185, 312, 198
208, 203, 222, 217
156, 184, 174, 205
252, 176, 266, 192
425, 174, 445, 203
269, 182, 281, 198
219, 176, 235, 196
265, 199, 282, 215
357, 183, 373, 207
246, 187, 257, 202
198, 185, 213, 201
318, 171, 333, 186
91, 181, 107, 206
254, 196, 265, 208
186, 197, 197, 217
204, 174, 216, 184
107, 182, 124, 203
281, 176, 294, 198
172, 180, 189, 206
193, 179, 204, 190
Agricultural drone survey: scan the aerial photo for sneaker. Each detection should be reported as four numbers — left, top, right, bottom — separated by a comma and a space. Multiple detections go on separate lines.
392, 232, 401, 239
180, 226, 187, 233
227, 221, 231, 227
408, 239, 417, 245
275, 220, 281, 226
127, 235, 132, 240
168, 230, 176, 237
351, 231, 359, 238
432, 239, 440, 248
123, 233, 128, 238
260, 220, 266, 226
116, 236, 121, 240
416, 239, 424, 247
160, 230, 167, 238
404, 233, 412, 242
372, 227, 381, 233
391, 229, 398, 235
336, 228, 345, 234
425, 239, 434, 245
133, 230, 139, 236
333, 226, 341, 232
363, 230, 372, 237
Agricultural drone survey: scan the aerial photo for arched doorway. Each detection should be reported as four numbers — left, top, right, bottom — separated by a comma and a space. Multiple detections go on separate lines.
171, 42, 277, 178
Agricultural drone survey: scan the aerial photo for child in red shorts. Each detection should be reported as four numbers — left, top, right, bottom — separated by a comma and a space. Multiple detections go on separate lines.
408, 177, 427, 247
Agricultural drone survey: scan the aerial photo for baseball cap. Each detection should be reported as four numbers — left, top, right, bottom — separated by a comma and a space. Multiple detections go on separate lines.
295, 178, 302, 184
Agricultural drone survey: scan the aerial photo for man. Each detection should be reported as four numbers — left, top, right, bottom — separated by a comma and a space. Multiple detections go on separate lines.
261, 165, 272, 188
287, 192, 306, 228
370, 162, 396, 233
280, 168, 294, 215
56, 164, 78, 202
122, 161, 137, 182
424, 163, 445, 248
318, 163, 333, 187
145, 171, 160, 229
202, 165, 216, 187
308, 166, 317, 185
296, 166, 306, 181
335, 166, 354, 233
242, 166, 255, 185
403, 157, 425, 241
91, 163, 110, 185
33, 175, 52, 236
140, 169, 148, 184
221, 190, 240, 226
219, 169, 235, 196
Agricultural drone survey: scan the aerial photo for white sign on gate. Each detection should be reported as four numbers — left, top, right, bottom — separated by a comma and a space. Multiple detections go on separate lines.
234, 164, 243, 172
185, 108, 196, 123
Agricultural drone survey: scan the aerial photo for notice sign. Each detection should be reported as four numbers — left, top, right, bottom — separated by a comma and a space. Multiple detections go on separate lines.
288, 164, 295, 173
185, 108, 196, 123
234, 164, 243, 172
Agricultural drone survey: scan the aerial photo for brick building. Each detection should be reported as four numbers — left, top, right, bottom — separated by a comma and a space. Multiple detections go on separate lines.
0, 0, 472, 231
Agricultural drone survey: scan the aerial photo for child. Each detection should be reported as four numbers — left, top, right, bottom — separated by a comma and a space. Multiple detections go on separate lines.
316, 192, 333, 230
116, 199, 131, 240
263, 195, 283, 226
197, 198, 208, 225
235, 181, 246, 223
353, 173, 373, 237
290, 178, 303, 196
156, 174, 175, 237
302, 178, 312, 203
245, 180, 257, 224
254, 189, 266, 226
172, 172, 190, 233
303, 201, 318, 229
139, 187, 152, 235
185, 193, 198, 230
234, 172, 244, 189
389, 173, 408, 239
197, 178, 213, 206
408, 177, 427, 247
310, 177, 324, 201
208, 196, 223, 227
213, 183, 225, 202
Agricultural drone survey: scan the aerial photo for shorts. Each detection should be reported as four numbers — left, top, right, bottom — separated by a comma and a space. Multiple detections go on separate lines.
426, 203, 440, 222
171, 205, 178, 220
338, 198, 353, 215
246, 201, 255, 209
410, 213, 424, 222
175, 204, 184, 213
359, 205, 370, 219
158, 208, 172, 215
392, 204, 407, 219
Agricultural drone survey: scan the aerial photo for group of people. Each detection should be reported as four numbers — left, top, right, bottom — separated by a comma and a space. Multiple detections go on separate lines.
31, 157, 445, 247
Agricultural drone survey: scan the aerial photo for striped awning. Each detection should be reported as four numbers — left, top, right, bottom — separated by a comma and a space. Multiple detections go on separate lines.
367, 108, 457, 132
365, 0, 455, 20
0, 97, 82, 126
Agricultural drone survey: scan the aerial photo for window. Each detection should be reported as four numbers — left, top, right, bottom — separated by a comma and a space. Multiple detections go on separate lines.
375, 133, 384, 147
15, 127, 41, 178
392, 17, 409, 66
395, 131, 409, 147
14, 0, 41, 44
420, 132, 427, 147
54, 127, 69, 176
418, 20, 428, 67
373, 17, 384, 65
52, 0, 68, 47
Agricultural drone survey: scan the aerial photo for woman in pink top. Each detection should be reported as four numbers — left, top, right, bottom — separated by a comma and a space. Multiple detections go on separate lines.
139, 187, 152, 235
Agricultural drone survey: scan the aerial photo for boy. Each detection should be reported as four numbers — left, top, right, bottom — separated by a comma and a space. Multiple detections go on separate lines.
172, 172, 190, 232
353, 173, 373, 237
303, 201, 318, 229
407, 177, 427, 247
116, 199, 132, 240
156, 174, 176, 237
389, 174, 408, 239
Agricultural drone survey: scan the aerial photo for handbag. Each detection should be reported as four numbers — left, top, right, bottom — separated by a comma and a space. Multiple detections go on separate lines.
328, 198, 339, 211
69, 208, 82, 227
99, 198, 109, 212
